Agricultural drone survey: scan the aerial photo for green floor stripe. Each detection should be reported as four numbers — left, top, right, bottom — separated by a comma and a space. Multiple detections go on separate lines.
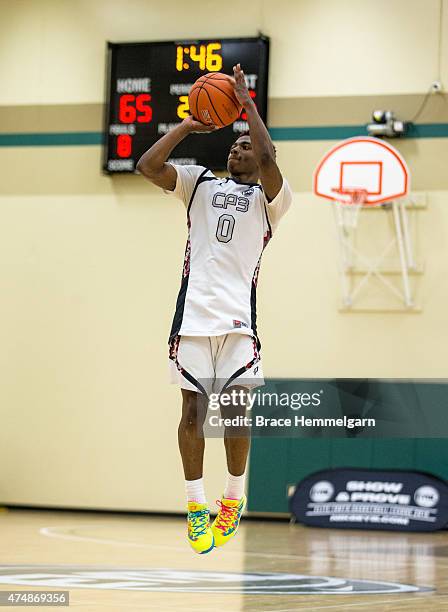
0, 123, 447, 146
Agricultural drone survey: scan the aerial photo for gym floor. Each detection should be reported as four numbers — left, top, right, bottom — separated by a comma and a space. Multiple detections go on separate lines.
1, 508, 447, 611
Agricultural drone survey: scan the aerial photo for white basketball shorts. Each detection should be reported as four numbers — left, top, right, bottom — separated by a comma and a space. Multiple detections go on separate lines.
169, 334, 264, 396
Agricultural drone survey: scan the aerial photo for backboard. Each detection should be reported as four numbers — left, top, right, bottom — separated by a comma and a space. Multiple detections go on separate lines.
313, 137, 409, 205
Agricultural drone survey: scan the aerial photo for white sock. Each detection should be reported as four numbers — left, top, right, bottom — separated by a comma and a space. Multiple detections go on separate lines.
185, 478, 206, 504
224, 472, 246, 500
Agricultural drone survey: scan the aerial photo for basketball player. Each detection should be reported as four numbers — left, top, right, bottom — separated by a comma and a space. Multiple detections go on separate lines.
137, 64, 292, 554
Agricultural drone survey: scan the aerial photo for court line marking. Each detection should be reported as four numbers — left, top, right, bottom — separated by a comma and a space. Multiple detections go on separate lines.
40, 525, 448, 569
40, 526, 186, 552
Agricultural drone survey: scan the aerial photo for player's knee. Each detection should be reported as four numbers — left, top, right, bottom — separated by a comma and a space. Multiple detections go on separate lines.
220, 395, 246, 420
181, 391, 206, 427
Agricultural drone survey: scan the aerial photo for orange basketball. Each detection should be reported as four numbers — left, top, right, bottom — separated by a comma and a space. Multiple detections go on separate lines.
189, 73, 242, 128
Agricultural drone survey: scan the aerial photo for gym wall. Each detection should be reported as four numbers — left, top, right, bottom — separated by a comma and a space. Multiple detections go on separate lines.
0, 0, 447, 513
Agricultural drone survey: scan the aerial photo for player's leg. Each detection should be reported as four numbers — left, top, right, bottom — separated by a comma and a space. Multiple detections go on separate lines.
211, 334, 264, 547
210, 384, 249, 547
221, 384, 250, 480
178, 389, 208, 484
169, 336, 215, 554
178, 389, 214, 554
218, 334, 263, 486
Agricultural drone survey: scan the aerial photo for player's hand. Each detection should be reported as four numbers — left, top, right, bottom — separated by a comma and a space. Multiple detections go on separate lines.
232, 63, 252, 107
182, 115, 217, 133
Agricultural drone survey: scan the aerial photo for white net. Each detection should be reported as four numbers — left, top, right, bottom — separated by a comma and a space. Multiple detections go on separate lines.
333, 189, 368, 230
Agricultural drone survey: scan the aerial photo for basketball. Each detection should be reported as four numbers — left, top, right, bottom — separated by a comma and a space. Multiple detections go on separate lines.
189, 73, 242, 128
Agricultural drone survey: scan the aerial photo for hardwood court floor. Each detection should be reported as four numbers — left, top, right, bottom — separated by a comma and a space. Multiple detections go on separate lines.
1, 508, 448, 611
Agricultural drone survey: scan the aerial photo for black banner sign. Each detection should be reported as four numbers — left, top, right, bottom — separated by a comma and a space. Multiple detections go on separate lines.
290, 468, 448, 532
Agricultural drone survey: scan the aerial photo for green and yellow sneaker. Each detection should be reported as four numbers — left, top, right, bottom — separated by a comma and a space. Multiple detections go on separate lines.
211, 495, 246, 548
187, 502, 214, 554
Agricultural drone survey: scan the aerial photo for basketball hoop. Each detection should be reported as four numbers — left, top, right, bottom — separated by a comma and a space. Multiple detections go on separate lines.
313, 137, 415, 309
332, 188, 368, 230
313, 136, 409, 230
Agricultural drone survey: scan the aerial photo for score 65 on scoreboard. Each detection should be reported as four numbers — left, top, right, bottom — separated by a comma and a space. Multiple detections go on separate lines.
103, 36, 269, 173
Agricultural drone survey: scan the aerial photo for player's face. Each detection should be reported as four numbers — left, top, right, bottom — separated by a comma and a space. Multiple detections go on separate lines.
227, 136, 258, 178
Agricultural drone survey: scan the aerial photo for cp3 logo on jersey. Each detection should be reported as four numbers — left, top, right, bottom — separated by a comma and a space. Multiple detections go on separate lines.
212, 192, 249, 213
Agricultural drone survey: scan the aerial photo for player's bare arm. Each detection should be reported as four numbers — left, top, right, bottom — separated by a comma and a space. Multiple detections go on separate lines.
136, 116, 216, 190
232, 63, 283, 200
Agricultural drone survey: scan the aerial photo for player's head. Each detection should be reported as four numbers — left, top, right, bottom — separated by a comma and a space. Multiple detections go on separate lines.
227, 132, 277, 181
227, 133, 259, 180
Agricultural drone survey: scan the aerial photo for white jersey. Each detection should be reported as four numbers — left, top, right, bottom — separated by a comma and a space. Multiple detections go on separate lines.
167, 164, 292, 343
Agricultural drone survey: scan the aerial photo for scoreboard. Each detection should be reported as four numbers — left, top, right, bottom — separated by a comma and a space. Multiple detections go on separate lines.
103, 36, 269, 173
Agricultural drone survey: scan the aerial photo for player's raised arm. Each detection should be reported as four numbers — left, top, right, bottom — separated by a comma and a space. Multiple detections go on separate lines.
136, 116, 216, 190
232, 64, 283, 201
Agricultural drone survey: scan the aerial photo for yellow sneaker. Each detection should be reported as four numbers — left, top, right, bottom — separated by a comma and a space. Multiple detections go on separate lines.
211, 495, 246, 547
187, 502, 214, 554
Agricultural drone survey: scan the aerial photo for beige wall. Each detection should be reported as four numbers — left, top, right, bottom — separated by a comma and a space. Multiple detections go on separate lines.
0, 148, 232, 511
0, 0, 446, 104
268, 0, 446, 97
1, 0, 447, 512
